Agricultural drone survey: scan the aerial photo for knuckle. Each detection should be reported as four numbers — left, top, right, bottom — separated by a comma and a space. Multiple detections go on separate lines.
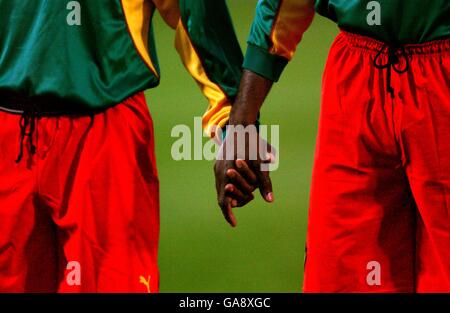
226, 170, 235, 179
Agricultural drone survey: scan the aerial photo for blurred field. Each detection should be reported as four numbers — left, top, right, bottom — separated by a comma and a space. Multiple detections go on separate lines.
147, 1, 338, 292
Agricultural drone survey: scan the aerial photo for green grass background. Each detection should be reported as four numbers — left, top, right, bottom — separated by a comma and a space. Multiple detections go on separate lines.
146, 1, 338, 292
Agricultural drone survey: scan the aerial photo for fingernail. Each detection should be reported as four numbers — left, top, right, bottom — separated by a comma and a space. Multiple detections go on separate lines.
232, 200, 238, 207
236, 160, 242, 168
266, 192, 274, 202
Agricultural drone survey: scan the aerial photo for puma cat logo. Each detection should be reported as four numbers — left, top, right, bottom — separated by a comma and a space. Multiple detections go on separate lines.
139, 275, 151, 293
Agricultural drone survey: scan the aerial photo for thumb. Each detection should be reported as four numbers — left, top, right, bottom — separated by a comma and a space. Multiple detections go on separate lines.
256, 170, 274, 203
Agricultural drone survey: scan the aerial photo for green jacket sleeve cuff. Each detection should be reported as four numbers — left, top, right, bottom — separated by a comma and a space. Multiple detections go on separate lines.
243, 44, 289, 82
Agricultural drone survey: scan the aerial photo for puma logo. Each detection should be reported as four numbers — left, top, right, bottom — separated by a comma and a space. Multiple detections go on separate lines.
139, 275, 151, 293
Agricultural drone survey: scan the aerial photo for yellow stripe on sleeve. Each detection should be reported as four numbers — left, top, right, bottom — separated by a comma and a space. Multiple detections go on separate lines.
270, 0, 315, 60
121, 0, 159, 77
175, 20, 232, 136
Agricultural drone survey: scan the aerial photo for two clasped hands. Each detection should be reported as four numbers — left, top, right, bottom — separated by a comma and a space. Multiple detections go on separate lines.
214, 70, 276, 227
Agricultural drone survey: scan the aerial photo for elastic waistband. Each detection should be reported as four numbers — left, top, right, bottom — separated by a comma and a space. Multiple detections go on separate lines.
0, 91, 105, 116
338, 31, 450, 55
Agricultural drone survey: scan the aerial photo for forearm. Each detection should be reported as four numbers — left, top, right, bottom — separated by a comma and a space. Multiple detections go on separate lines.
229, 0, 315, 127
228, 70, 273, 126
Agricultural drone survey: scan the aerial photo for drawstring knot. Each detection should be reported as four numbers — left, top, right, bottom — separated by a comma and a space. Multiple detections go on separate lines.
373, 44, 410, 98
16, 105, 38, 163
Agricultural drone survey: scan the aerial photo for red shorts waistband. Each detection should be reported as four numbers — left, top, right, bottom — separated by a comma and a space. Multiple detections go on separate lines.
338, 30, 450, 55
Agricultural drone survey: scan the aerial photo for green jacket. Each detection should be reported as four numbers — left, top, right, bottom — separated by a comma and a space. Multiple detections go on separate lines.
0, 0, 243, 134
244, 0, 450, 81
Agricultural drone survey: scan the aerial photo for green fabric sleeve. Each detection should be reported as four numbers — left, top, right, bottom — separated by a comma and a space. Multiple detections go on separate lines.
244, 0, 315, 82
243, 44, 289, 82
179, 0, 244, 99
244, 0, 284, 82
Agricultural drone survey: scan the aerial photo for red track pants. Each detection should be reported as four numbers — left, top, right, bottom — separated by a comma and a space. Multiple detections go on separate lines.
303, 32, 450, 292
0, 92, 159, 292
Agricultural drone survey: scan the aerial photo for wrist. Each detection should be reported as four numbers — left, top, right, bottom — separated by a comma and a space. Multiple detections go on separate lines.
228, 119, 257, 127
221, 119, 260, 141
229, 109, 259, 126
